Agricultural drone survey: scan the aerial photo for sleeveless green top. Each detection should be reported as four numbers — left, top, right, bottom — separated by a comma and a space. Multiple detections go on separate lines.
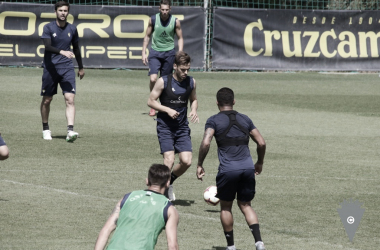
107, 190, 169, 250
152, 13, 176, 51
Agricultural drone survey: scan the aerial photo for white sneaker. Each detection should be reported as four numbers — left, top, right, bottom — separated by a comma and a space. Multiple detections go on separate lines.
255, 241, 266, 250
42, 130, 52, 140
66, 131, 79, 142
226, 245, 236, 250
168, 185, 176, 201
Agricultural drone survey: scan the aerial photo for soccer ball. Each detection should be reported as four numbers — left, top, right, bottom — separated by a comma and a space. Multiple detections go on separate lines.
203, 185, 220, 206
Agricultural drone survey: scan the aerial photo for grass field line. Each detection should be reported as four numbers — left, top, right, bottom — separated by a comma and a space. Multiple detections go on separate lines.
1, 179, 118, 202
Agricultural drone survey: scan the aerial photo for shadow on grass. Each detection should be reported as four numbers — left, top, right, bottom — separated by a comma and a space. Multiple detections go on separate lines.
205, 209, 219, 213
172, 199, 195, 206
201, 247, 234, 250
52, 135, 67, 140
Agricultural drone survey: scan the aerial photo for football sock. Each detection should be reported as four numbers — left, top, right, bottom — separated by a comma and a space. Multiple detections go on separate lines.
43, 123, 49, 131
67, 125, 74, 132
224, 230, 234, 246
249, 224, 262, 243
170, 172, 178, 185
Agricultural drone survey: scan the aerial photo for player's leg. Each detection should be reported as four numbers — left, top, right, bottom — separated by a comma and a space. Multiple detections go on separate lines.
220, 200, 235, 250
163, 151, 176, 201
0, 135, 9, 160
236, 169, 265, 250
148, 50, 162, 116
61, 68, 78, 142
160, 50, 175, 77
40, 68, 58, 140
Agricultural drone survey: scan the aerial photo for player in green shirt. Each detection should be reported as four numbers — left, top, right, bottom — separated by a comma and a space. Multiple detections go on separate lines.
94, 164, 179, 250
142, 0, 184, 116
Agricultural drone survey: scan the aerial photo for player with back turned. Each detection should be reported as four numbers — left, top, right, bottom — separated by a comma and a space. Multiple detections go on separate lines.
196, 87, 266, 250
40, 1, 85, 142
142, 0, 184, 116
94, 164, 179, 250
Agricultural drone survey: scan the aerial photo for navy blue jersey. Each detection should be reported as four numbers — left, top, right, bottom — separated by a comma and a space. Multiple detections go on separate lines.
0, 135, 6, 146
157, 75, 194, 128
41, 21, 79, 68
205, 112, 256, 173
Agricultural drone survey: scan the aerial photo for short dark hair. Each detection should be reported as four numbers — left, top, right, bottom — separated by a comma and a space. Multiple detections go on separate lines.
174, 51, 191, 66
160, 0, 171, 7
148, 164, 171, 188
55, 1, 70, 11
217, 87, 234, 106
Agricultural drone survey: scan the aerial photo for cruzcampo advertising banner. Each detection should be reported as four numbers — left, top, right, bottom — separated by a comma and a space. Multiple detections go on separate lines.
0, 3, 205, 69
212, 7, 380, 71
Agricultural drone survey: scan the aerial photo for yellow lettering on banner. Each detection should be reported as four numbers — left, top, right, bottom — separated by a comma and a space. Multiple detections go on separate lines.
281, 31, 302, 57
303, 17, 307, 24
15, 44, 35, 57
293, 16, 297, 24
0, 11, 36, 36
36, 45, 44, 57
322, 17, 326, 24
263, 30, 280, 56
349, 17, 352, 25
320, 29, 337, 58
358, 31, 380, 57
39, 13, 74, 36
172, 15, 184, 20
312, 17, 316, 24
77, 14, 110, 38
359, 17, 363, 25
85, 46, 105, 58
337, 31, 358, 58
369, 17, 373, 24
129, 47, 143, 59
244, 19, 263, 56
107, 46, 127, 59
331, 17, 335, 24
0, 44, 13, 56
114, 15, 149, 38
303, 31, 320, 57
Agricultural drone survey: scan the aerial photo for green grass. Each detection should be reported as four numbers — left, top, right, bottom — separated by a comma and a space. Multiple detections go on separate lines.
0, 68, 379, 250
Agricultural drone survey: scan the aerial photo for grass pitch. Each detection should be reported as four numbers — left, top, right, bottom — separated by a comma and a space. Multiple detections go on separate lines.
0, 68, 379, 250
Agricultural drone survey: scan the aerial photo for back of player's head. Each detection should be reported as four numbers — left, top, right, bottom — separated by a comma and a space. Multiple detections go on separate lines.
217, 87, 234, 106
55, 1, 70, 11
160, 0, 171, 7
174, 51, 191, 66
148, 164, 171, 188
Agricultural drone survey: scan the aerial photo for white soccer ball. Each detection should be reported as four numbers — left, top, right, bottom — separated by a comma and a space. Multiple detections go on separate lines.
203, 185, 220, 206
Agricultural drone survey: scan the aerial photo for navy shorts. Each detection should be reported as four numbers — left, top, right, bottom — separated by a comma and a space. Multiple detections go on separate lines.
215, 168, 256, 202
41, 67, 76, 96
148, 48, 176, 77
157, 125, 192, 154
0, 135, 6, 146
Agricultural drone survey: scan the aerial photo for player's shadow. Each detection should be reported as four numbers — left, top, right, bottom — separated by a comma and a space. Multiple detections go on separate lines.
205, 209, 220, 213
52, 135, 68, 140
172, 199, 195, 206
201, 247, 239, 250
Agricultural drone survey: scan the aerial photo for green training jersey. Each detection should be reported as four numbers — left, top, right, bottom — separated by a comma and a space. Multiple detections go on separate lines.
151, 13, 176, 52
106, 190, 169, 250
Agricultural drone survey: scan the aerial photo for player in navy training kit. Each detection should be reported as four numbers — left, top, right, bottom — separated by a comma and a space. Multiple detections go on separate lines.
0, 134, 9, 160
147, 51, 198, 201
40, 1, 85, 142
196, 88, 266, 250
142, 0, 183, 116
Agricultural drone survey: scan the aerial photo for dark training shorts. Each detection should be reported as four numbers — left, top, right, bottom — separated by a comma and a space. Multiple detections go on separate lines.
148, 49, 176, 77
0, 135, 6, 146
41, 67, 76, 96
157, 125, 192, 154
215, 168, 256, 202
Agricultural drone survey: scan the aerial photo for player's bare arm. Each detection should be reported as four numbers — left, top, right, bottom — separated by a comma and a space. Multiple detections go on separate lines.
147, 78, 180, 119
165, 205, 179, 250
196, 128, 215, 181
142, 18, 153, 65
188, 79, 199, 123
94, 199, 121, 250
175, 19, 184, 52
249, 128, 266, 175
73, 41, 85, 80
